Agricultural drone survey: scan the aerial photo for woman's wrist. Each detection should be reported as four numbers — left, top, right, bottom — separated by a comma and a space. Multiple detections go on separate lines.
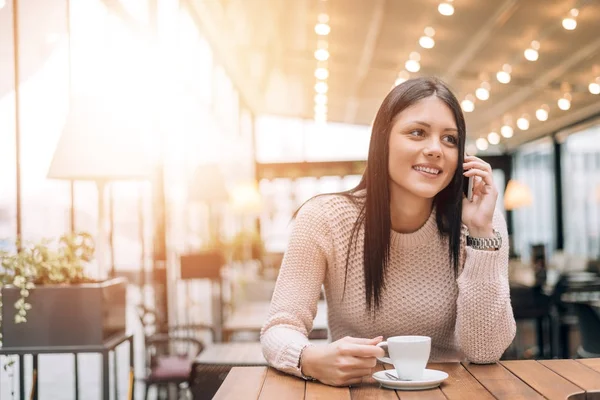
299, 344, 317, 379
467, 224, 494, 238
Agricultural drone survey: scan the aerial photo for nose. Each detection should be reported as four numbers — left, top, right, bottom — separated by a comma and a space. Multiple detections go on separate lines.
423, 138, 442, 159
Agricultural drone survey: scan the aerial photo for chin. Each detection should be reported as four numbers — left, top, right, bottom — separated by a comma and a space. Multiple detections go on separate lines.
409, 188, 440, 200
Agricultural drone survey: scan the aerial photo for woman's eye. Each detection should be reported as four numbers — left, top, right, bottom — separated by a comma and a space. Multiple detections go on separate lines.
409, 129, 425, 137
443, 135, 458, 144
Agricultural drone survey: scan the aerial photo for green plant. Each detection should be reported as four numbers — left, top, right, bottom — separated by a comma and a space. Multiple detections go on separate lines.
0, 232, 96, 344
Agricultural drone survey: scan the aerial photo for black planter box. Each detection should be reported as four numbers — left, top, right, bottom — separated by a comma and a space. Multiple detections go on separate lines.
1, 277, 127, 348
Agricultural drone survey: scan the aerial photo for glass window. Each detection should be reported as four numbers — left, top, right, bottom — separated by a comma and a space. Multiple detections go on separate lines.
561, 124, 600, 258
0, 1, 17, 250
511, 138, 556, 261
19, 0, 71, 243
255, 115, 371, 163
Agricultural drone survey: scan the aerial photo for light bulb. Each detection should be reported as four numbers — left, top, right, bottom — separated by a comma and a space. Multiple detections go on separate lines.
314, 81, 328, 93
405, 59, 420, 73
496, 64, 512, 84
476, 138, 489, 151
558, 97, 571, 110
562, 18, 577, 30
535, 106, 549, 121
475, 84, 490, 101
589, 80, 600, 95
314, 49, 329, 61
315, 23, 331, 36
501, 125, 514, 138
314, 67, 329, 80
314, 93, 327, 105
461, 97, 475, 113
466, 143, 478, 156
562, 8, 578, 30
516, 115, 530, 130
488, 131, 500, 145
419, 36, 435, 49
438, 1, 454, 16
497, 71, 510, 84
314, 104, 327, 114
524, 48, 538, 61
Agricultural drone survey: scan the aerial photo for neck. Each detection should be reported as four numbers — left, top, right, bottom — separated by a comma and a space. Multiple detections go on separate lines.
389, 187, 434, 233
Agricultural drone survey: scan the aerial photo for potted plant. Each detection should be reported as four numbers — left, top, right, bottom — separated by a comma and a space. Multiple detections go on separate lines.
0, 232, 127, 348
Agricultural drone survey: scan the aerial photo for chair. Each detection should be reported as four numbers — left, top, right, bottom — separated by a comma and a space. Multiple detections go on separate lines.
179, 250, 227, 340
573, 303, 600, 358
510, 284, 553, 359
136, 305, 215, 399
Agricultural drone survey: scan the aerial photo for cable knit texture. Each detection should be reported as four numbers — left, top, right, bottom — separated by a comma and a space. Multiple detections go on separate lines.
260, 193, 516, 378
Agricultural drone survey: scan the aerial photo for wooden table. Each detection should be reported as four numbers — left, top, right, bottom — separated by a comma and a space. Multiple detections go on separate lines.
213, 359, 600, 399
222, 301, 328, 342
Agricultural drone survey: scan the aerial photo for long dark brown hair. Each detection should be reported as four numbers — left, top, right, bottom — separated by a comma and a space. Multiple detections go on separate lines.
298, 77, 466, 311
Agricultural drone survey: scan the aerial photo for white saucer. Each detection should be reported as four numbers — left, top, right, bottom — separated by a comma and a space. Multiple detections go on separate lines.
372, 369, 449, 391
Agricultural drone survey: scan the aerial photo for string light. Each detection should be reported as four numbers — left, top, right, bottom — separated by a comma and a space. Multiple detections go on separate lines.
314, 67, 329, 80
589, 77, 600, 95
562, 8, 578, 30
315, 81, 328, 93
501, 125, 514, 138
496, 64, 512, 84
476, 137, 489, 151
535, 104, 549, 121
488, 131, 501, 145
419, 27, 436, 49
315, 23, 331, 36
314, 93, 328, 105
516, 114, 530, 130
314, 48, 329, 61
524, 40, 540, 61
466, 142, 478, 156
557, 93, 572, 110
475, 81, 491, 101
461, 94, 475, 113
405, 52, 421, 73
438, 0, 454, 16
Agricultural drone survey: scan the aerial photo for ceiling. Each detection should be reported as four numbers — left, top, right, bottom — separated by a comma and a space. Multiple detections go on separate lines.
189, 0, 600, 151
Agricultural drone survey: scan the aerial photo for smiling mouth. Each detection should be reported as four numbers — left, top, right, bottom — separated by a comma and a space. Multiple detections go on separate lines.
413, 166, 442, 175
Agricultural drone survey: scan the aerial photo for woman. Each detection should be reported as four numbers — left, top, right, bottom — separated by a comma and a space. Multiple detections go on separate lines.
260, 77, 516, 387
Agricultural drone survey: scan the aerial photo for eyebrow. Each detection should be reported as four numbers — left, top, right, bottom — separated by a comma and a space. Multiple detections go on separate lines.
408, 120, 458, 132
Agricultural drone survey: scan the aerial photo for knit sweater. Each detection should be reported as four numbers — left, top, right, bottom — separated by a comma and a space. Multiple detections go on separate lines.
260, 192, 516, 378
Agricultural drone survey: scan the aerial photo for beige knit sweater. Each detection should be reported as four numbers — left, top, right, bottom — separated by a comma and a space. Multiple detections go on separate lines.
260, 193, 516, 378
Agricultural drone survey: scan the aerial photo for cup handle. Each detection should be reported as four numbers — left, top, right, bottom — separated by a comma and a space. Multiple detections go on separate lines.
376, 341, 392, 364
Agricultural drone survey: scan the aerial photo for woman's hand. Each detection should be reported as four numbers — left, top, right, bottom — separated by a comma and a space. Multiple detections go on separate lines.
462, 155, 497, 237
300, 336, 385, 386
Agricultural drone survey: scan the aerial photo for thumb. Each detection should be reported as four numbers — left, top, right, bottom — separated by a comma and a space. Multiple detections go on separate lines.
344, 336, 383, 345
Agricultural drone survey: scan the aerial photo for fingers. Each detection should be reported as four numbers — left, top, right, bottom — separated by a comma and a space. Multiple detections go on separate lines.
463, 167, 493, 187
343, 336, 383, 345
463, 159, 492, 172
339, 343, 385, 358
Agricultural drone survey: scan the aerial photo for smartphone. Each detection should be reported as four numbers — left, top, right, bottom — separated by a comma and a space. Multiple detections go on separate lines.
463, 175, 474, 201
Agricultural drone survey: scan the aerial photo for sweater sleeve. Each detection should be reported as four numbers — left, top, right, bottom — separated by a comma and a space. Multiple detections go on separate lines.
455, 209, 516, 363
260, 196, 333, 377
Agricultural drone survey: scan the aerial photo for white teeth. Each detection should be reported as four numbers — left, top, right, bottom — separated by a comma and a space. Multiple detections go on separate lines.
414, 166, 440, 175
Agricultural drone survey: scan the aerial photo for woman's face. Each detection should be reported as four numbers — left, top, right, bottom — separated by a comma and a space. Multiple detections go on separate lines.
388, 95, 459, 201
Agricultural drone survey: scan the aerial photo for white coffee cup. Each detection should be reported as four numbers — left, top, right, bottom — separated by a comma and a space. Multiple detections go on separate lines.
376, 336, 431, 381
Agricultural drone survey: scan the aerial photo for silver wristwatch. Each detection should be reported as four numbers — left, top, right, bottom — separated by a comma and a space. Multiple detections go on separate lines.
467, 229, 502, 251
